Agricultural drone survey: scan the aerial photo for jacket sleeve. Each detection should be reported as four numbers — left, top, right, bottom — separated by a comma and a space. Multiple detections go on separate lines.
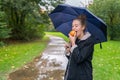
71, 42, 94, 64
64, 49, 70, 59
65, 54, 70, 59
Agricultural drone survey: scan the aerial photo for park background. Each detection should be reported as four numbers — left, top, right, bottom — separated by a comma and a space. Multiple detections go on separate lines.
0, 0, 120, 80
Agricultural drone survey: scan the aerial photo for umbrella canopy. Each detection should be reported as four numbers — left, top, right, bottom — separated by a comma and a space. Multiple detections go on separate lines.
49, 4, 107, 44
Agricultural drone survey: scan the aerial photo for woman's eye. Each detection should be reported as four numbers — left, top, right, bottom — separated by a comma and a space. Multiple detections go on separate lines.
76, 26, 78, 27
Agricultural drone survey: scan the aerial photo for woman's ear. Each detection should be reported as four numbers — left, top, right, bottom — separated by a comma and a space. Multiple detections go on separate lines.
82, 26, 85, 31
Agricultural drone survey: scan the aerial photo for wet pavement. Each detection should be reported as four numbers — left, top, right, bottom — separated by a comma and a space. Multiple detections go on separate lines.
8, 36, 68, 80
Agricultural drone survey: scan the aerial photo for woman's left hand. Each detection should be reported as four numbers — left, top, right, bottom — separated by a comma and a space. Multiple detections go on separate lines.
69, 32, 77, 46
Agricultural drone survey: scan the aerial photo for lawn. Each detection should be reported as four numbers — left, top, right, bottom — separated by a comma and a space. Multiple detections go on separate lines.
0, 36, 49, 80
46, 32, 120, 80
45, 32, 69, 42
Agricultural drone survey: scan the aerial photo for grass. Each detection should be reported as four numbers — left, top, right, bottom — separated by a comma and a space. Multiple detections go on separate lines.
45, 32, 69, 42
46, 32, 120, 80
0, 36, 49, 80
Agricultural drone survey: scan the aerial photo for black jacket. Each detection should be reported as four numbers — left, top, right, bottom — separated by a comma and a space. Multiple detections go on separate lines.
64, 35, 95, 80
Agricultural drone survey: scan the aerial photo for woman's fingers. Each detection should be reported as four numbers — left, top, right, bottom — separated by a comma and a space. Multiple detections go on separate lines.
66, 48, 70, 53
69, 34, 72, 40
74, 31, 77, 37
64, 43, 70, 49
69, 33, 76, 41
68, 32, 76, 46
68, 34, 71, 38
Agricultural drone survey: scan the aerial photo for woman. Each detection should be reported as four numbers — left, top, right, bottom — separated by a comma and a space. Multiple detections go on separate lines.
64, 14, 95, 80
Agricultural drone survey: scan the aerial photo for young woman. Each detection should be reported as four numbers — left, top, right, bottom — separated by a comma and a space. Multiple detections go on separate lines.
64, 15, 95, 80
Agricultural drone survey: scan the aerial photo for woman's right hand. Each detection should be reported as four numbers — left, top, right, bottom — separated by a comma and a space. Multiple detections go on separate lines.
64, 43, 71, 53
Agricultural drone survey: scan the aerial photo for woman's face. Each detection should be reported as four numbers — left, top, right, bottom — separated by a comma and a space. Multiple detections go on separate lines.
72, 20, 85, 37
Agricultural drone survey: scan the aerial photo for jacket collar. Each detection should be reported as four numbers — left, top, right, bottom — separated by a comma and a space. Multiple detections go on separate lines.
80, 32, 91, 40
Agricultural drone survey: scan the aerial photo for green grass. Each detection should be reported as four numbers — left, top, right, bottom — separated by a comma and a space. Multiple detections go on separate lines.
0, 36, 49, 80
45, 32, 69, 42
46, 32, 120, 80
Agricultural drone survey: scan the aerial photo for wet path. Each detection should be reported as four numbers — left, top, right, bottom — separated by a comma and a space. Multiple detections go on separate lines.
8, 36, 68, 80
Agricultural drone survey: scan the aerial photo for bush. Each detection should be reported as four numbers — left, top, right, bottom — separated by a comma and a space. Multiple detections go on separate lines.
110, 24, 120, 40
10, 12, 46, 41
0, 41, 5, 47
21, 14, 45, 41
0, 11, 11, 46
0, 26, 11, 46
0, 26, 11, 39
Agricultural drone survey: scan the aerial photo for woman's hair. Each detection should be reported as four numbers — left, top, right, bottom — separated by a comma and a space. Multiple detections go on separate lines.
74, 14, 86, 27
73, 14, 87, 32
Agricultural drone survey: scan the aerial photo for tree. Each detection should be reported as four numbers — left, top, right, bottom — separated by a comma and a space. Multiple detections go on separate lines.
0, 5, 11, 46
0, 0, 65, 41
38, 0, 65, 31
89, 0, 120, 40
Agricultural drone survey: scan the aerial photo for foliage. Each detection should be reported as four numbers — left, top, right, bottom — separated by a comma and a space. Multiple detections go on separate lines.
0, 0, 65, 41
0, 0, 44, 40
39, 0, 65, 31
0, 10, 11, 46
89, 0, 120, 40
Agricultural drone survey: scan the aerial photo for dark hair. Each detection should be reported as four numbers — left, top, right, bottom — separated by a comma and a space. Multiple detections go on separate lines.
73, 14, 86, 32
74, 14, 86, 27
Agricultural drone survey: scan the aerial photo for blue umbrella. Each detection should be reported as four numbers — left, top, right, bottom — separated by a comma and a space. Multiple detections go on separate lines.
49, 4, 107, 44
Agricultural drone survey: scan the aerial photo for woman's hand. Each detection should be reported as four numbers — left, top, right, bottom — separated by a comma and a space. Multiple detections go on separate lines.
64, 43, 71, 53
69, 32, 77, 46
